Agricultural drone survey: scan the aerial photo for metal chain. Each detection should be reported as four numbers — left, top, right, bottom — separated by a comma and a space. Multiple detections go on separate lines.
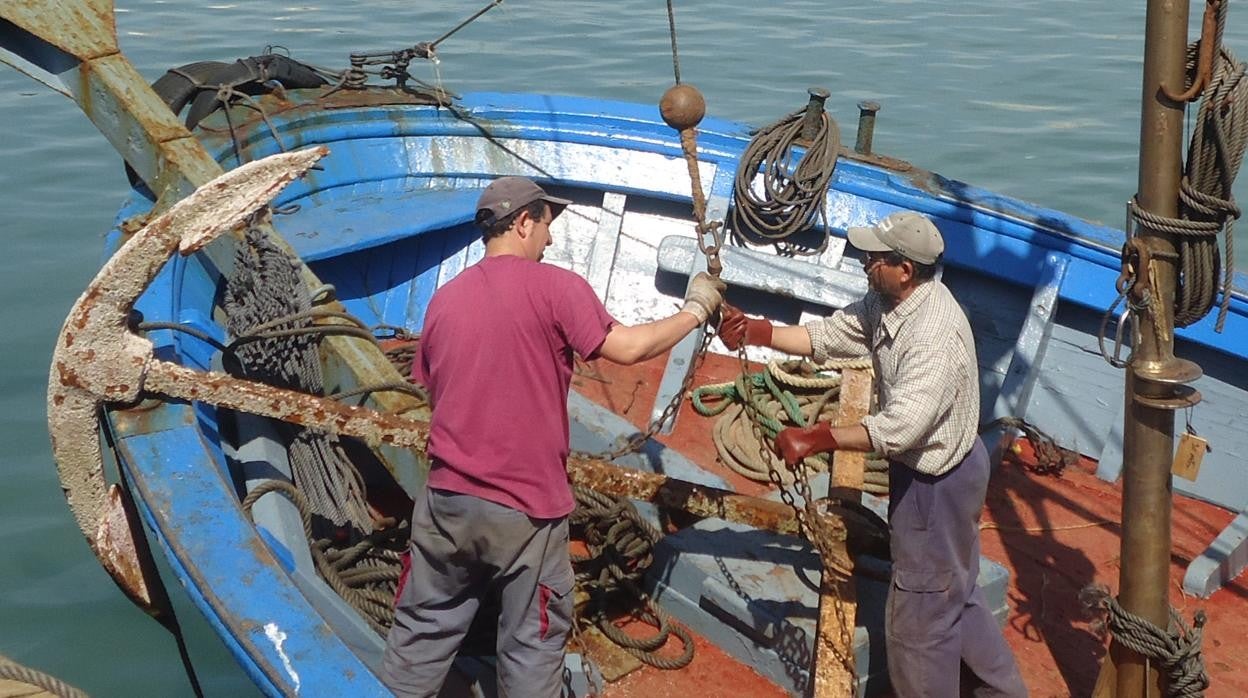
575, 2, 724, 461
572, 327, 715, 462
735, 343, 817, 540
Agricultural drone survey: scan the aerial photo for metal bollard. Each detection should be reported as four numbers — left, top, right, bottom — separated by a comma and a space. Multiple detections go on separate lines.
854, 100, 881, 155
800, 87, 831, 143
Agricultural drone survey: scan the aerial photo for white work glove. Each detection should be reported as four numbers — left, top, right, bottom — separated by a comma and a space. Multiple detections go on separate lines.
680, 271, 726, 324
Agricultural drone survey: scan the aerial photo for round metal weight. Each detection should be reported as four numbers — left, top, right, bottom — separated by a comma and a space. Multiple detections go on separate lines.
659, 83, 706, 131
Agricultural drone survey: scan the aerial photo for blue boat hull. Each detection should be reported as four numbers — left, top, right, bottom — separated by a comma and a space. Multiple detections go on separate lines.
99, 87, 1248, 695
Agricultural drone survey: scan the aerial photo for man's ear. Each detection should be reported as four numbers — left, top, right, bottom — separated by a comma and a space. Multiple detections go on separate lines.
512, 209, 533, 239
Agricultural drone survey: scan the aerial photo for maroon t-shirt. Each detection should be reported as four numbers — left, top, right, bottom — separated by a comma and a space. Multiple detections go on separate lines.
414, 255, 617, 519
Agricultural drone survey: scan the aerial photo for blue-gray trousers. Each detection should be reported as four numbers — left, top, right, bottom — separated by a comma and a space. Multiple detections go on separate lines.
381, 487, 575, 698
886, 438, 1027, 697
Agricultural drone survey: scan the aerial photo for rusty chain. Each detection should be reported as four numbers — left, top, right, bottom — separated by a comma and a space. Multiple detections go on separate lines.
735, 343, 817, 540
571, 327, 716, 462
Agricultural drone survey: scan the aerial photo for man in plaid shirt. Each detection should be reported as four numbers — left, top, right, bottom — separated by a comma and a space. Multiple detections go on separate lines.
720, 211, 1026, 697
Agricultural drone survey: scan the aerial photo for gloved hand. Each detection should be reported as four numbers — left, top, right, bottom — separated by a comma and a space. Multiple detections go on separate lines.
718, 302, 774, 350
681, 271, 727, 324
774, 422, 839, 467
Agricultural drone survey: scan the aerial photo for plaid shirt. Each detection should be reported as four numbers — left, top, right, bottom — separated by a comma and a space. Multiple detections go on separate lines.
805, 280, 979, 476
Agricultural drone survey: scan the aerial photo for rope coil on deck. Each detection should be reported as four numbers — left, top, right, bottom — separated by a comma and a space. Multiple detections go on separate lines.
693, 358, 889, 493
1082, 584, 1210, 697
571, 487, 695, 670
241, 480, 408, 636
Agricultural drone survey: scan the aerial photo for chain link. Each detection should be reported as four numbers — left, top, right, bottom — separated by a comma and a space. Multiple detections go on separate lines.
572, 326, 716, 462
735, 343, 819, 540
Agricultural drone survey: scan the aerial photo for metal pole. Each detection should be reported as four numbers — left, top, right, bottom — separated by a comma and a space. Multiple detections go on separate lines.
854, 101, 880, 155
1113, 0, 1193, 694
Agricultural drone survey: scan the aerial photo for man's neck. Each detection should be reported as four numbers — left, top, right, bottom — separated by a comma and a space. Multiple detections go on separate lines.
883, 279, 925, 309
485, 236, 526, 258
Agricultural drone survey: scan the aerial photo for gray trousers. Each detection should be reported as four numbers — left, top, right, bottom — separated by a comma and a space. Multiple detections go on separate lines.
381, 487, 575, 698
886, 438, 1027, 697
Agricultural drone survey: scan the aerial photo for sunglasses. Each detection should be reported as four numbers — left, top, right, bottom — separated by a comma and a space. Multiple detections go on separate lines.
862, 250, 906, 268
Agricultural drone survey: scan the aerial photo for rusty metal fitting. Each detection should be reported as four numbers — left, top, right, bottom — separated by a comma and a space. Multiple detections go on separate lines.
1116, 238, 1154, 301
854, 100, 881, 155
800, 87, 831, 143
1132, 357, 1204, 409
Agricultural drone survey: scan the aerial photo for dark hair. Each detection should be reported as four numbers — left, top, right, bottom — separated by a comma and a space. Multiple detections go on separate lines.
910, 254, 940, 281
477, 200, 547, 242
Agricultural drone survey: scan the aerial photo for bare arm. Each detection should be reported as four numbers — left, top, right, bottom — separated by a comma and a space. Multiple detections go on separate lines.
767, 324, 815, 356
830, 424, 873, 452
597, 311, 701, 365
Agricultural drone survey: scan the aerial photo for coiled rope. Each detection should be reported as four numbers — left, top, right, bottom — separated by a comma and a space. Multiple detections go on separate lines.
1132, 0, 1248, 331
571, 487, 694, 670
729, 106, 841, 256
692, 358, 889, 493
1082, 584, 1209, 697
241, 480, 407, 636
224, 226, 433, 639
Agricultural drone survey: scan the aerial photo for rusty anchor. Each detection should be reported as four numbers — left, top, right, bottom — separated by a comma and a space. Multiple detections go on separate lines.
48, 146, 330, 609
49, 144, 885, 613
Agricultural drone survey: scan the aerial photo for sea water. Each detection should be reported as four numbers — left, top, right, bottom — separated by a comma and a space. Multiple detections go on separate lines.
0, 1, 1244, 694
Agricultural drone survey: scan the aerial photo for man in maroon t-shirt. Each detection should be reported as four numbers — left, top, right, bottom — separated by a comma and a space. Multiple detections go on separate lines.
382, 176, 724, 697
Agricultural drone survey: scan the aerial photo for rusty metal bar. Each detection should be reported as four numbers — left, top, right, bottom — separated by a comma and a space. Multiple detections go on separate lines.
0, 1, 423, 448
142, 359, 873, 541
143, 357, 864, 540
567, 455, 808, 537
1110, 0, 1193, 694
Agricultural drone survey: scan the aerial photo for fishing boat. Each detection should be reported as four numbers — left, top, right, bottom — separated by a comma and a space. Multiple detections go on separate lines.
4, 0, 1248, 696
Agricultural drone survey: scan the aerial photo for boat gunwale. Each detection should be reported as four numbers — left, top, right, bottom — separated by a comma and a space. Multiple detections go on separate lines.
111, 88, 1246, 360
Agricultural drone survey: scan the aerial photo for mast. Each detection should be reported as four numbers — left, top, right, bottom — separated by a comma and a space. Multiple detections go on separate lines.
1111, 0, 1202, 693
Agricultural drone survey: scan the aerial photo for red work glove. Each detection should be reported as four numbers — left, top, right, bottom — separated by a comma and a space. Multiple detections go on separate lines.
774, 422, 839, 467
718, 302, 774, 351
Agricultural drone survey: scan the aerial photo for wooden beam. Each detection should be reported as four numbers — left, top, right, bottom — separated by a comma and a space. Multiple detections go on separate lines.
813, 367, 873, 697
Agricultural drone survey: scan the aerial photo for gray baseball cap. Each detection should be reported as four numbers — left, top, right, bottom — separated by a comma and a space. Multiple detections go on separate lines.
847, 211, 945, 265
475, 176, 571, 228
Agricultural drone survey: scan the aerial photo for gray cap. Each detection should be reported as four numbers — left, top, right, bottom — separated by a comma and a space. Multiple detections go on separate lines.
476, 176, 572, 228
847, 211, 944, 265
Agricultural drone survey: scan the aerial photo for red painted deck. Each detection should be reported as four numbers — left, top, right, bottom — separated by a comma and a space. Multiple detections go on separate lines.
571, 350, 1248, 697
